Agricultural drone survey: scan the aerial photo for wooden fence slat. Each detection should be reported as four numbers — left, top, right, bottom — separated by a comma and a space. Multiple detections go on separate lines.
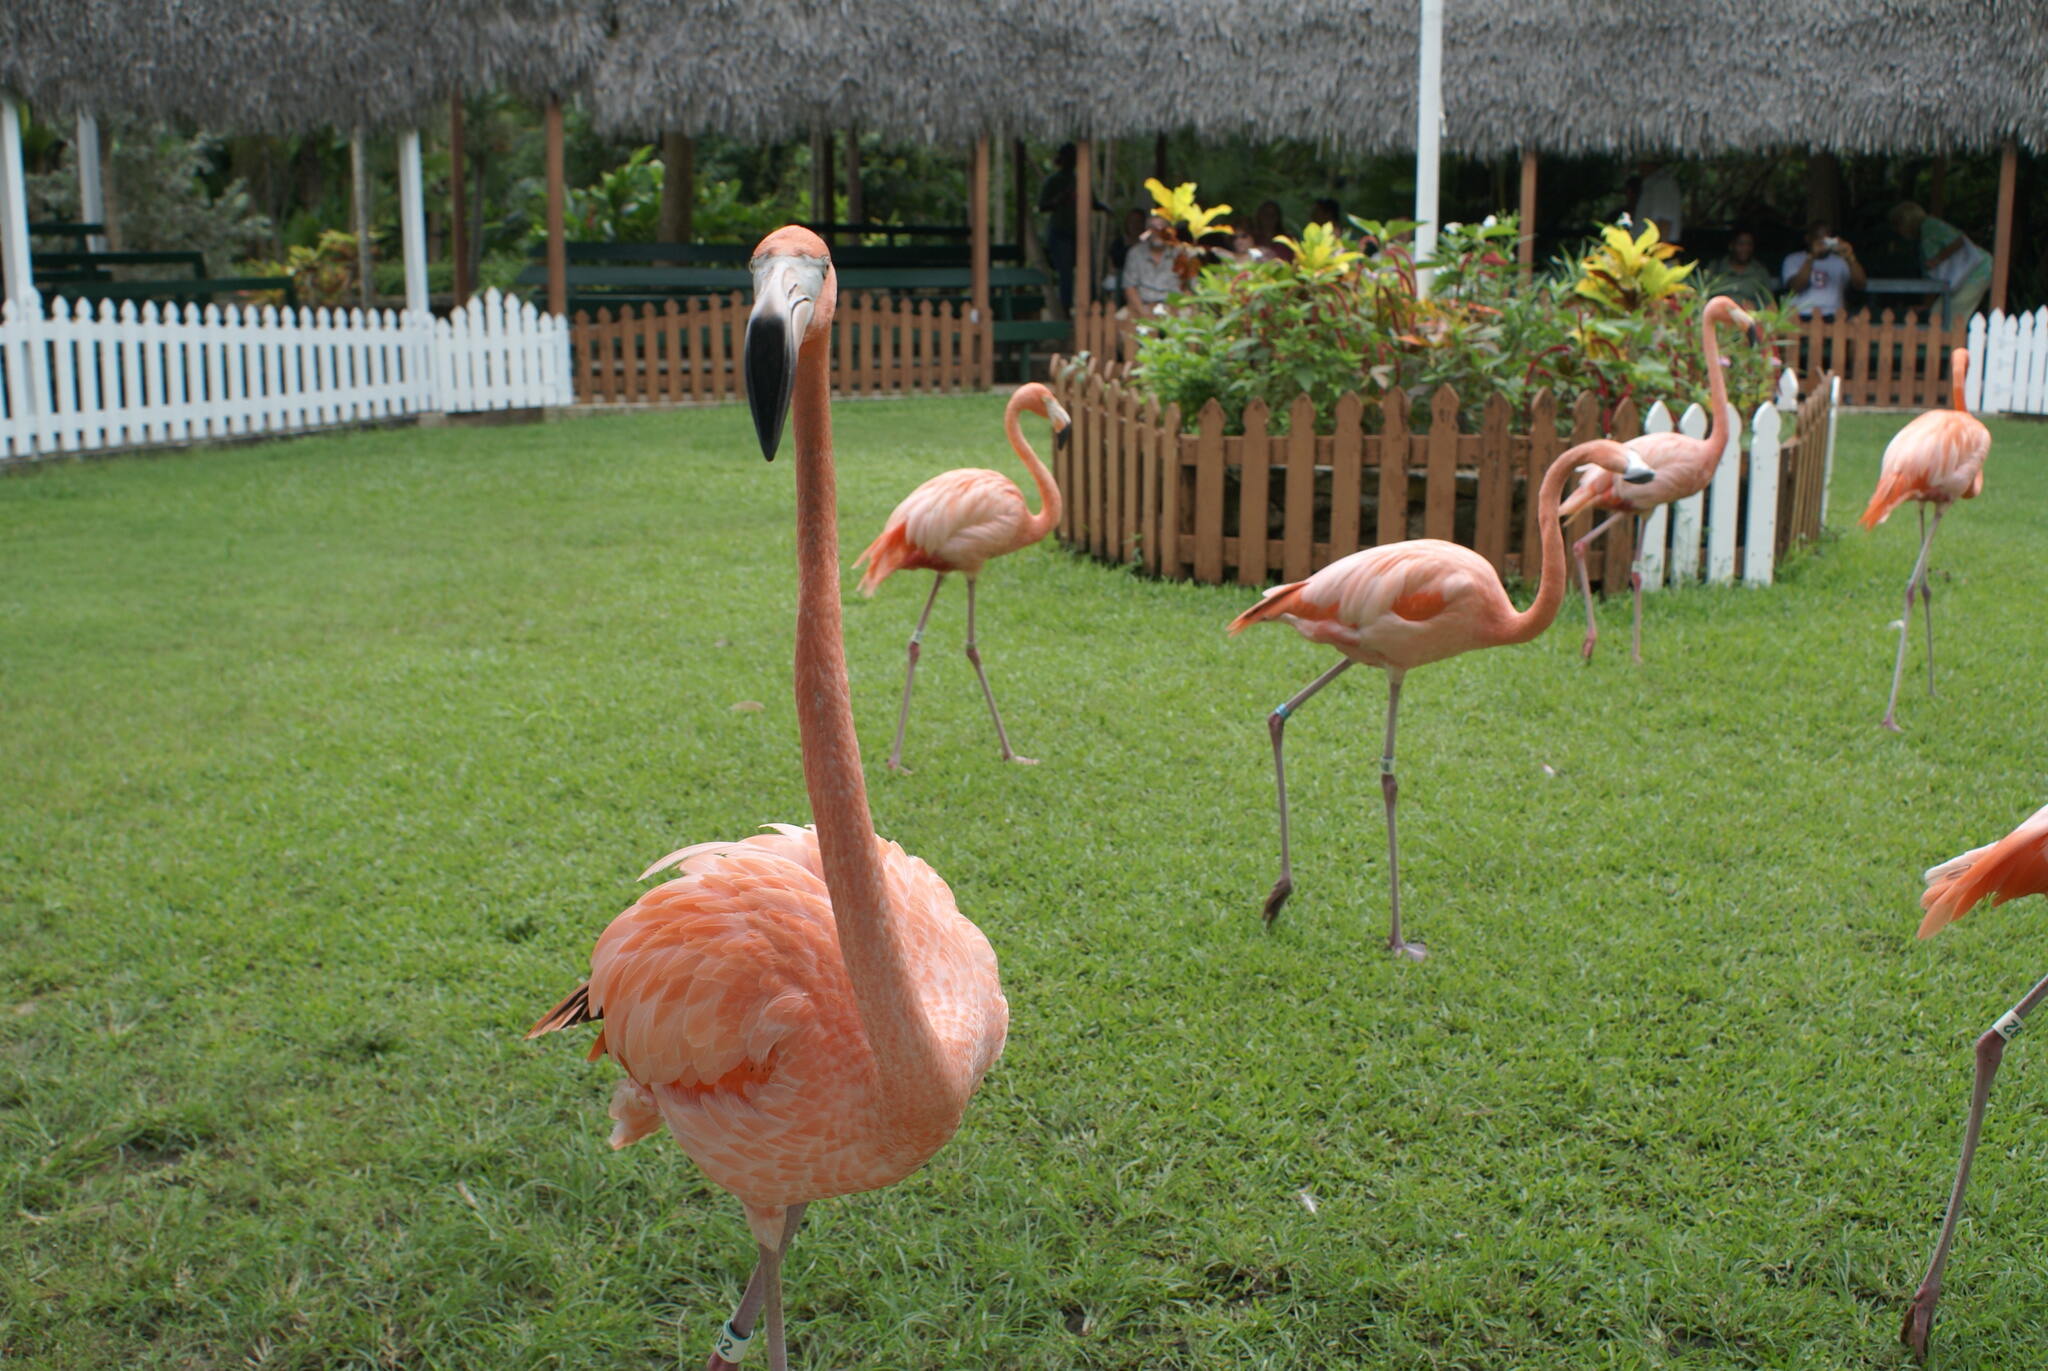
1236, 400, 1271, 584
1138, 397, 1159, 572
1377, 388, 1409, 545
1743, 401, 1781, 586
1102, 378, 1123, 560
1159, 406, 1185, 578
1329, 392, 1363, 566
1423, 386, 1460, 542
1121, 386, 1142, 563
1281, 394, 1317, 582
1475, 392, 1511, 574
1193, 399, 1227, 584
1088, 373, 1109, 558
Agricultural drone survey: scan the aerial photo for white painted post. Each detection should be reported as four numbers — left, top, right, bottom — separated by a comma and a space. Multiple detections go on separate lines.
1705, 399, 1742, 584
0, 98, 34, 309
1636, 400, 1673, 590
397, 129, 441, 414
2018, 306, 2048, 415
1668, 402, 1709, 585
76, 115, 106, 252
48, 296, 76, 452
1411, 0, 1444, 292
1743, 401, 1781, 587
1966, 312, 1988, 412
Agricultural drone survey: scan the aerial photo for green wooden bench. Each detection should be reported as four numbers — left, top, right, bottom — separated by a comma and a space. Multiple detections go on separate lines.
35, 249, 209, 281
527, 241, 1025, 270
50, 276, 299, 308
28, 221, 104, 245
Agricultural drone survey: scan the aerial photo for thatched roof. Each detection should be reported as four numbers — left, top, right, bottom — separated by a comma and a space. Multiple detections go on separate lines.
6, 0, 2045, 154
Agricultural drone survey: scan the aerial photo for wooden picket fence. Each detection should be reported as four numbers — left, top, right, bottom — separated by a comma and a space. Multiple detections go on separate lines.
1048, 354, 1835, 593
1784, 310, 1967, 408
1966, 306, 2048, 415
570, 292, 992, 404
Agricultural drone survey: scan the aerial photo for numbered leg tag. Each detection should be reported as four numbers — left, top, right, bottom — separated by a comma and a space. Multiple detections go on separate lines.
1994, 1009, 2026, 1043
713, 1321, 754, 1363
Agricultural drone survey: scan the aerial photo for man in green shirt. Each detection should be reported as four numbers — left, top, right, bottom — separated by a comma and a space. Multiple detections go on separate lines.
1708, 229, 1777, 308
1890, 201, 1993, 320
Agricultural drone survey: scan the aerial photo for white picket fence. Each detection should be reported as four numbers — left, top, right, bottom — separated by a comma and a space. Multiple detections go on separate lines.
1634, 367, 1820, 592
0, 287, 572, 461
1967, 306, 2048, 416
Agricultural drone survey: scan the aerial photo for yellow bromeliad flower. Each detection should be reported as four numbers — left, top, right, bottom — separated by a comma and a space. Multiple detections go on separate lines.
1144, 177, 1233, 239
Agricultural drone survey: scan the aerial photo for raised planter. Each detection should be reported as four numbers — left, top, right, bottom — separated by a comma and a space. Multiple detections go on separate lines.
1047, 354, 1835, 593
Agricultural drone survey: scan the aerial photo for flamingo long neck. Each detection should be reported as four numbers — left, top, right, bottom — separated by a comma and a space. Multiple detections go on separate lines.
789, 326, 952, 1134
1496, 445, 1616, 645
1006, 393, 1063, 541
1697, 301, 1734, 457
1952, 348, 1969, 411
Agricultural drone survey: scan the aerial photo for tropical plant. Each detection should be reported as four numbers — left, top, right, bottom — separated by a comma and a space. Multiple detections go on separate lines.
1143, 178, 1233, 239
246, 230, 359, 308
1573, 220, 1696, 315
567, 145, 664, 242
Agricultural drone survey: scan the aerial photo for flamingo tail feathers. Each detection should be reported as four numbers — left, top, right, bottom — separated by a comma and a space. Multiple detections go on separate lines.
1919, 838, 2048, 938
1228, 581, 1310, 636
526, 982, 598, 1039
1860, 466, 1918, 530
854, 521, 916, 596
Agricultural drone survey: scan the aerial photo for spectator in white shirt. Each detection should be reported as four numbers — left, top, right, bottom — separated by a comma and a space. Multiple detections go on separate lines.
1781, 222, 1866, 318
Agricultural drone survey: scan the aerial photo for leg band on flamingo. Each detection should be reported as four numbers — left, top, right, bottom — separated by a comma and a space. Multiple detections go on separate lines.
712, 1322, 754, 1364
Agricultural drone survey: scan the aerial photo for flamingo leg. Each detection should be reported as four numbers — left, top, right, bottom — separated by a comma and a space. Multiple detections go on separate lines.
1920, 505, 1938, 699
1630, 517, 1644, 665
1573, 511, 1627, 662
1380, 669, 1425, 961
1881, 506, 1942, 732
1902, 974, 2048, 1363
964, 575, 1035, 765
704, 1204, 806, 1371
1260, 658, 1354, 926
885, 575, 946, 774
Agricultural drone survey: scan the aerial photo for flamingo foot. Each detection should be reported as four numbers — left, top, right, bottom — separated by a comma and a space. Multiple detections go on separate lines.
1630, 645, 1643, 666
1261, 878, 1293, 927
1389, 938, 1428, 962
1580, 632, 1597, 662
886, 758, 913, 775
1901, 1284, 1939, 1363
1880, 714, 1903, 734
1003, 753, 1039, 766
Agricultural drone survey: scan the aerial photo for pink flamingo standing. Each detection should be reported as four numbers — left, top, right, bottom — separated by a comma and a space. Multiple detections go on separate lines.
1860, 347, 1991, 731
528, 229, 1007, 1371
1230, 438, 1654, 957
1899, 802, 2048, 1362
854, 382, 1068, 771
1558, 295, 1761, 663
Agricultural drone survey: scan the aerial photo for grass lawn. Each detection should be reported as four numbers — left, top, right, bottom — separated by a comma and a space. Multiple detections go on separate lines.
3, 397, 2047, 1370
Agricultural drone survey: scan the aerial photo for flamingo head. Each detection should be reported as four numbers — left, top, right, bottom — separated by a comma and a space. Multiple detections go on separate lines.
1707, 294, 1762, 348
1016, 381, 1072, 447
744, 227, 837, 460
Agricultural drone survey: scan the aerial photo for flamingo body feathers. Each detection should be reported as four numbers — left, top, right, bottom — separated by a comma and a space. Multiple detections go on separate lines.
1918, 804, 2048, 939
856, 468, 1038, 591
1229, 540, 1525, 670
1861, 408, 1990, 529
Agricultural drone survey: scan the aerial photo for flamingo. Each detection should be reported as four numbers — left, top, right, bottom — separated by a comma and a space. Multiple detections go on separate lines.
854, 382, 1068, 772
1899, 802, 2048, 1362
527, 228, 1007, 1371
1230, 437, 1655, 957
1558, 295, 1761, 663
1860, 347, 1990, 732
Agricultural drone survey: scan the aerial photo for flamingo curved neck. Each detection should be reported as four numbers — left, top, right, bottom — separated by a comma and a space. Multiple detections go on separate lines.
1497, 445, 1614, 645
1005, 394, 1063, 540
1697, 301, 1735, 457
789, 325, 953, 1133
1952, 349, 1969, 411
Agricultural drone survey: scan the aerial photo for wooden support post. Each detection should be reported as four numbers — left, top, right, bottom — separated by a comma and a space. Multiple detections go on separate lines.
811, 129, 834, 243
1929, 154, 1948, 217
659, 132, 694, 243
1074, 139, 1092, 309
449, 96, 470, 307
544, 98, 566, 317
1517, 147, 1537, 278
75, 114, 106, 252
1991, 140, 2017, 314
351, 129, 373, 308
1153, 132, 1167, 182
1013, 139, 1029, 255
971, 138, 991, 322
397, 129, 430, 316
845, 127, 863, 225
0, 96, 33, 308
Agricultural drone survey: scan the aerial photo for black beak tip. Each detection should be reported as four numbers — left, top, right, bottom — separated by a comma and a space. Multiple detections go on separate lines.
1055, 426, 1072, 449
743, 314, 792, 461
1624, 468, 1655, 485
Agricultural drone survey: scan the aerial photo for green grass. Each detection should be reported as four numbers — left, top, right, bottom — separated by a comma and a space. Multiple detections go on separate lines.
3, 399, 2047, 1370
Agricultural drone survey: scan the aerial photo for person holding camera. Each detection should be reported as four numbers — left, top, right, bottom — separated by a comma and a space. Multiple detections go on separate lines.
1780, 222, 1865, 318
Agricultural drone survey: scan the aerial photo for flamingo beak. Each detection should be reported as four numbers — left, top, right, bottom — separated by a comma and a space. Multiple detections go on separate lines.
744, 254, 823, 461
1047, 397, 1072, 447
1622, 453, 1655, 485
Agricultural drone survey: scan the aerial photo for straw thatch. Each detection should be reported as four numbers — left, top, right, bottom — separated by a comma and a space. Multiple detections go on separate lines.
5, 0, 2045, 153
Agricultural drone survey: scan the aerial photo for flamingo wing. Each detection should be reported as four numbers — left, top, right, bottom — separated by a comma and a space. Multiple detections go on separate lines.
855, 469, 1027, 591
1231, 541, 1499, 668
1862, 411, 1992, 528
1919, 804, 2048, 937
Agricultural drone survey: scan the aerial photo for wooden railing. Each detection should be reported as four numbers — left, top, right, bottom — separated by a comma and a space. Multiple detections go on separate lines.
569, 292, 992, 404
1047, 355, 1833, 593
